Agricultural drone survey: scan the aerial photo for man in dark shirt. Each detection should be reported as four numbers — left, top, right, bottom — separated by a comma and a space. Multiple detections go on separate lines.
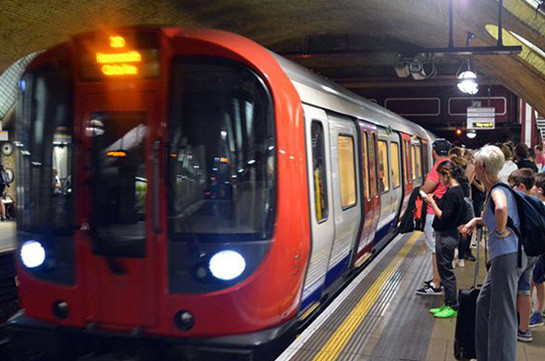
515, 143, 538, 172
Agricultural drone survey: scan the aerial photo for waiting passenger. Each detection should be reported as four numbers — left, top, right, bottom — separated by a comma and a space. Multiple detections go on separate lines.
461, 145, 526, 361
508, 168, 539, 342
498, 143, 518, 184
422, 161, 466, 318
530, 173, 545, 327
416, 139, 451, 296
514, 143, 538, 172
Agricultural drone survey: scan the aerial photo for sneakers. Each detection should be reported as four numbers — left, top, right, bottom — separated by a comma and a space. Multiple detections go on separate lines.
429, 305, 448, 314
464, 252, 476, 262
517, 329, 533, 342
434, 306, 458, 318
416, 284, 442, 296
529, 311, 544, 328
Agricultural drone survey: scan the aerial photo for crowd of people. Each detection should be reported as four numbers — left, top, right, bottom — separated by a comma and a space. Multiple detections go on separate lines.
414, 139, 545, 361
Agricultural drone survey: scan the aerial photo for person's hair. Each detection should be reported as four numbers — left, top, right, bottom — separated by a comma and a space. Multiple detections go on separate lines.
529, 148, 536, 159
475, 145, 505, 176
535, 172, 545, 191
449, 147, 464, 158
507, 168, 535, 190
499, 143, 513, 161
535, 145, 543, 152
437, 160, 466, 184
515, 143, 530, 159
450, 154, 467, 168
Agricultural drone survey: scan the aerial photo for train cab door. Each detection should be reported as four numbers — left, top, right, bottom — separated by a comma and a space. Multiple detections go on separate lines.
354, 122, 377, 266
300, 105, 335, 309
366, 130, 381, 248
79, 92, 160, 329
324, 114, 361, 288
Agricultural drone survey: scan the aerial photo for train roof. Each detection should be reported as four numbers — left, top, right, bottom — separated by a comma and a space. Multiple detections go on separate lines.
270, 52, 434, 142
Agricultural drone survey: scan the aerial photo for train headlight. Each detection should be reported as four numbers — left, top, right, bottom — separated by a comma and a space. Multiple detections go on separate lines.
20, 241, 46, 268
209, 250, 246, 281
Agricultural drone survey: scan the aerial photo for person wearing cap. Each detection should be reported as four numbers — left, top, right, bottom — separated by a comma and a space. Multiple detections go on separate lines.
416, 138, 451, 296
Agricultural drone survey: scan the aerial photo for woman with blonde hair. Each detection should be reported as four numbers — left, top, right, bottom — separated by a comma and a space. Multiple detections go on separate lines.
462, 145, 527, 361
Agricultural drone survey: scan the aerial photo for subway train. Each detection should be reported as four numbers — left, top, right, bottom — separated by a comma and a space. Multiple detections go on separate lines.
8, 26, 434, 360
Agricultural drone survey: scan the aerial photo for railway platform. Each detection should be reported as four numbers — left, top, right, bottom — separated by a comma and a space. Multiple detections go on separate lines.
0, 221, 15, 255
277, 232, 545, 361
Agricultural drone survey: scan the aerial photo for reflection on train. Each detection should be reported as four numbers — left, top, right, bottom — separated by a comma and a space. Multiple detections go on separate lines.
9, 27, 433, 360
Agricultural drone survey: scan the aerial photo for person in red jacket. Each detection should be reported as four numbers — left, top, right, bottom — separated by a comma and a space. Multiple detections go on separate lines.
416, 139, 451, 295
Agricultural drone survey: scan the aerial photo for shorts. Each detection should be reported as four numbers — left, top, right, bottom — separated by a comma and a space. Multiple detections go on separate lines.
533, 256, 545, 285
518, 256, 538, 295
423, 214, 436, 253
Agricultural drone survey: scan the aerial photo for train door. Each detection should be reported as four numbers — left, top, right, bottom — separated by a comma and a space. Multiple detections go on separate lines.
300, 105, 335, 308
389, 134, 404, 225
367, 130, 381, 247
374, 128, 397, 244
412, 138, 424, 187
324, 114, 361, 288
399, 133, 413, 216
80, 92, 160, 328
353, 122, 377, 266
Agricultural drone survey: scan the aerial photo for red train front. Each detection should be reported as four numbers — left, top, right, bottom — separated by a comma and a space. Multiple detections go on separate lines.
9, 27, 311, 359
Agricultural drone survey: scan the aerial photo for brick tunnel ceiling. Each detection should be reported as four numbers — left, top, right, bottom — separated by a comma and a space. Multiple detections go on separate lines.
2, 0, 545, 115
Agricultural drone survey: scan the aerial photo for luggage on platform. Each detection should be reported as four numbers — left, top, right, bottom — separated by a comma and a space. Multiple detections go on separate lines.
454, 230, 484, 360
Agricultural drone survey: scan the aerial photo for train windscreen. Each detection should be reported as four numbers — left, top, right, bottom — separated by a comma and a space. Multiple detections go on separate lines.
16, 67, 75, 235
167, 57, 275, 242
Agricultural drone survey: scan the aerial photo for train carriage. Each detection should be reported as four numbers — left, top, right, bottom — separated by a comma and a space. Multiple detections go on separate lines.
9, 26, 434, 360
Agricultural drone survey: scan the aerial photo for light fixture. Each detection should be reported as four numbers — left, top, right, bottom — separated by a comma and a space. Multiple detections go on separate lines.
209, 250, 246, 281
466, 130, 477, 139
456, 57, 479, 95
20, 241, 46, 268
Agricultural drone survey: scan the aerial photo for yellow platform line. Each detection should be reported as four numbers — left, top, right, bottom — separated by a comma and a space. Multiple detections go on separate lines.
311, 232, 421, 361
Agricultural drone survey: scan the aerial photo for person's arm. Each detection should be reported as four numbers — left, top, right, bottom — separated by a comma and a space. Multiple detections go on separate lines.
472, 179, 485, 192
424, 194, 442, 218
421, 177, 438, 194
490, 189, 509, 236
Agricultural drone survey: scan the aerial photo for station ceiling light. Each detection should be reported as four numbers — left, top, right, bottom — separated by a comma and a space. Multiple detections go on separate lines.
456, 58, 479, 95
466, 130, 477, 139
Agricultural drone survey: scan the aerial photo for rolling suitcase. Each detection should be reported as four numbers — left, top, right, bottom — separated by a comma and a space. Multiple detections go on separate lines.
454, 231, 483, 360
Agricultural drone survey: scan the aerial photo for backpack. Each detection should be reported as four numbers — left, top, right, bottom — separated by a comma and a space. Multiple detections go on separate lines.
489, 183, 545, 265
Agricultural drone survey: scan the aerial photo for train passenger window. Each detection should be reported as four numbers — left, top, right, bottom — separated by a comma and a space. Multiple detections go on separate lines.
411, 145, 417, 180
390, 142, 401, 189
338, 135, 357, 209
377, 140, 389, 193
362, 132, 370, 200
311, 121, 328, 221
16, 67, 75, 234
168, 57, 275, 242
416, 145, 422, 178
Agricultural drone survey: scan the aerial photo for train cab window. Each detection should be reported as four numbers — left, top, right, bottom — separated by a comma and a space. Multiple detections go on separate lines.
88, 112, 147, 257
338, 135, 357, 209
377, 140, 389, 193
362, 132, 371, 200
404, 140, 411, 184
369, 134, 378, 195
168, 57, 275, 242
16, 67, 75, 234
311, 121, 328, 221
416, 145, 422, 178
390, 142, 401, 189
411, 145, 417, 180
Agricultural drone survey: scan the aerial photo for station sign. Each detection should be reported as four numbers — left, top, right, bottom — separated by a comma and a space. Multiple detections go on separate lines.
467, 107, 495, 130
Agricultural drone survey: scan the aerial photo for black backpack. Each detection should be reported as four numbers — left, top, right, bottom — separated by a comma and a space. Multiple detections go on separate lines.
489, 183, 545, 265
